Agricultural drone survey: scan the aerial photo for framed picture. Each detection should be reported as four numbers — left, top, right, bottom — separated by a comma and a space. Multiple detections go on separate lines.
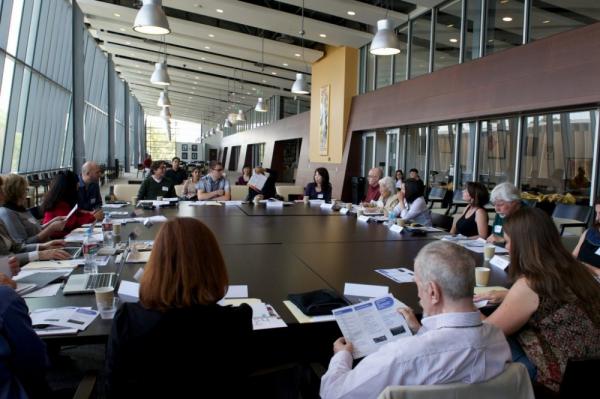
191, 153, 198, 160
487, 131, 506, 159
181, 144, 188, 151
192, 144, 198, 152
181, 152, 188, 160
319, 84, 330, 156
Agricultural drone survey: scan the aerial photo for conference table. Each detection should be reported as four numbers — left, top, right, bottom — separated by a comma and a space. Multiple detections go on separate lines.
25, 201, 507, 363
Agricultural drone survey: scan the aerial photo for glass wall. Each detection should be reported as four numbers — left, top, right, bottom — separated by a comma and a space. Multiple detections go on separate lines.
458, 122, 476, 188
434, 0, 462, 71
464, 0, 483, 61
486, 0, 524, 54
530, 1, 599, 42
410, 11, 432, 79
478, 118, 519, 187
430, 123, 457, 185
405, 126, 427, 176
393, 27, 409, 83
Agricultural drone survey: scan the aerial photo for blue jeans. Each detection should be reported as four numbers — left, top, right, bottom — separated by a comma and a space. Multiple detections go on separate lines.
508, 336, 537, 380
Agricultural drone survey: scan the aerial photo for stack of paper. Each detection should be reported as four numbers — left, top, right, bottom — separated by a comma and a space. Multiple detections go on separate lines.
30, 307, 98, 336
21, 260, 80, 271
103, 203, 128, 208
65, 231, 103, 243
375, 268, 415, 284
187, 201, 222, 206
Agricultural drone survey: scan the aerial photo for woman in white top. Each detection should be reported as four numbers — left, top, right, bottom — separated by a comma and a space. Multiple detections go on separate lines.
393, 178, 432, 226
182, 167, 201, 200
376, 177, 399, 213
394, 170, 404, 190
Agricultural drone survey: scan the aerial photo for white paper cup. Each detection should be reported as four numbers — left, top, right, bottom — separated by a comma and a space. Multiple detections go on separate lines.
475, 267, 491, 287
95, 287, 114, 310
484, 244, 496, 261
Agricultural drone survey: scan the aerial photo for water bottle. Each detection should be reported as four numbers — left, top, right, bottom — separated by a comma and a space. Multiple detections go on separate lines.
83, 228, 98, 274
388, 210, 397, 226
102, 215, 114, 248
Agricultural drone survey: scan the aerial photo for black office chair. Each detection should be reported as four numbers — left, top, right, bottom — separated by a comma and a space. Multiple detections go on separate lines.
427, 187, 447, 209
551, 203, 592, 235
431, 213, 454, 231
559, 357, 600, 398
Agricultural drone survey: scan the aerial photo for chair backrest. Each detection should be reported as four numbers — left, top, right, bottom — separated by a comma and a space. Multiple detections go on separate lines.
559, 357, 600, 397
431, 213, 454, 231
428, 187, 447, 199
452, 190, 464, 202
551, 203, 592, 223
230, 185, 248, 201
174, 184, 185, 197
378, 363, 534, 399
275, 185, 304, 201
113, 184, 141, 201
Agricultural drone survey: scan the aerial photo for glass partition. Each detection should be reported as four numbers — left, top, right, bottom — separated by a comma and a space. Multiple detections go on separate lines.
393, 26, 409, 83
458, 122, 477, 189
410, 12, 432, 78
430, 123, 456, 186
486, 0, 524, 55
405, 126, 427, 177
477, 118, 519, 189
434, 0, 462, 71
530, 0, 598, 42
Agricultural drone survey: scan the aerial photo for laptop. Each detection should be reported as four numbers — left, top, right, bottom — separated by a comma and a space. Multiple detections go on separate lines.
63, 246, 83, 258
62, 249, 129, 295
16, 271, 67, 295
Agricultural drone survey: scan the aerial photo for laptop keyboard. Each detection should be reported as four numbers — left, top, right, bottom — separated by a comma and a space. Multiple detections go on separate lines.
85, 273, 115, 290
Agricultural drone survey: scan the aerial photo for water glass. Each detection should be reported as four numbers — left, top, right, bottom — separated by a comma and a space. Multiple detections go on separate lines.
98, 297, 119, 320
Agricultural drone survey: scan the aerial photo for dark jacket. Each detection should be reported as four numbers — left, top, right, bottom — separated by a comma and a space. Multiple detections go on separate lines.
105, 302, 253, 398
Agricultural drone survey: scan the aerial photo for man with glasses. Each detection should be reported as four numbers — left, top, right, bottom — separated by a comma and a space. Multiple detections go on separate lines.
363, 167, 383, 203
486, 182, 523, 244
137, 161, 176, 200
197, 161, 231, 201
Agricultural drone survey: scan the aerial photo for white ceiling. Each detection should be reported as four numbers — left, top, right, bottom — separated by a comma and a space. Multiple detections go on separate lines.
77, 0, 416, 126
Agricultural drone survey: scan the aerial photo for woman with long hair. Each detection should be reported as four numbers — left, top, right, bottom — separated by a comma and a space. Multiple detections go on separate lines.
450, 182, 489, 239
304, 167, 332, 202
392, 178, 432, 226
477, 207, 600, 392
106, 218, 252, 397
181, 167, 202, 200
41, 171, 103, 237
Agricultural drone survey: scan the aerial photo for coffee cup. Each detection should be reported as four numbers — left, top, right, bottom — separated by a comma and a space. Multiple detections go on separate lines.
345, 202, 353, 210
484, 244, 496, 261
131, 196, 138, 206
303, 195, 309, 204
113, 222, 121, 236
95, 287, 114, 310
396, 218, 406, 227
330, 199, 337, 206
475, 267, 491, 287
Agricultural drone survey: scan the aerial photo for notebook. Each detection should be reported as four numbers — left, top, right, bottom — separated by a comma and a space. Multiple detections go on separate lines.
16, 272, 67, 295
62, 249, 128, 295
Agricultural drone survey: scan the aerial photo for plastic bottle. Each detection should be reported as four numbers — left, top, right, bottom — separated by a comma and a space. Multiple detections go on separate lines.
83, 228, 98, 274
102, 215, 114, 247
388, 210, 397, 226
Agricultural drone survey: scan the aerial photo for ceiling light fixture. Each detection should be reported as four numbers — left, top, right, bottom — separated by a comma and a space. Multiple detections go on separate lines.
255, 97, 267, 112
347, 11, 356, 16
133, 0, 171, 35
237, 109, 246, 122
150, 62, 170, 85
216, 8, 223, 13
449, 38, 458, 43
157, 90, 171, 107
502, 16, 513, 22
370, 18, 400, 55
291, 0, 310, 95
542, 20, 550, 24
319, 33, 327, 38
114, 13, 121, 17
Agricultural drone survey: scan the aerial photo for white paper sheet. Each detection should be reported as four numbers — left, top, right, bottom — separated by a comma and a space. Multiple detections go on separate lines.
187, 201, 222, 206
118, 280, 140, 302
248, 174, 267, 191
23, 283, 61, 298
65, 204, 78, 221
30, 307, 98, 331
250, 302, 287, 330
344, 283, 389, 298
103, 203, 128, 208
225, 285, 248, 298
375, 268, 415, 284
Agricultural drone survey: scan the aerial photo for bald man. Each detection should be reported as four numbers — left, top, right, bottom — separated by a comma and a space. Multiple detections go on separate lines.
78, 161, 103, 210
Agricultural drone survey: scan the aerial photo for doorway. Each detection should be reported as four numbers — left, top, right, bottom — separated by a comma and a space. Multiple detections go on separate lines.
271, 138, 302, 183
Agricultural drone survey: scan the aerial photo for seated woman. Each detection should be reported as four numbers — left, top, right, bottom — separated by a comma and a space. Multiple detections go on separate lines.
236, 165, 252, 185
0, 283, 51, 398
41, 171, 103, 238
247, 167, 278, 201
304, 167, 332, 201
394, 169, 404, 190
0, 174, 66, 243
392, 178, 432, 226
572, 200, 600, 275
105, 218, 253, 397
450, 182, 489, 239
137, 161, 176, 200
376, 177, 399, 213
477, 207, 600, 393
181, 167, 201, 201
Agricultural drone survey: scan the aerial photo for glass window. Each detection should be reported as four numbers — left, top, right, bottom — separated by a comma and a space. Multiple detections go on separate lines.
434, 0, 461, 71
458, 122, 476, 189
530, 0, 598, 42
375, 53, 392, 89
465, 0, 483, 60
520, 111, 594, 199
405, 126, 427, 176
430, 124, 456, 186
486, 0, 524, 55
366, 44, 375, 91
386, 129, 399, 177
410, 11, 431, 79
478, 118, 519, 189
393, 26, 408, 83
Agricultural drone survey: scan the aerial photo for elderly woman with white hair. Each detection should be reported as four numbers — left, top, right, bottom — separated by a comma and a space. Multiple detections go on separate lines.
486, 182, 523, 244
376, 176, 399, 213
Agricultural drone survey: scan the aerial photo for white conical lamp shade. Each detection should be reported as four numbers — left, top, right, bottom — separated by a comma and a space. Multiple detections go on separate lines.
291, 73, 310, 94
150, 62, 171, 86
159, 107, 171, 119
237, 109, 246, 122
255, 97, 267, 112
224, 118, 232, 128
157, 90, 171, 107
133, 0, 171, 35
370, 19, 401, 56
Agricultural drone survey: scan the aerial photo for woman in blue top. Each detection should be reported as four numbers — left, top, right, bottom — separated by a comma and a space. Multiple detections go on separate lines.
572, 200, 600, 276
304, 167, 332, 202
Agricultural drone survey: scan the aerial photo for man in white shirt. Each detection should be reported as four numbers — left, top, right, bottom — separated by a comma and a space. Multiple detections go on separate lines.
320, 241, 511, 399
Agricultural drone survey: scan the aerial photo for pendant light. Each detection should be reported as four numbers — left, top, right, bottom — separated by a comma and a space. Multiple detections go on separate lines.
255, 97, 267, 112
291, 0, 310, 94
224, 118, 233, 128
157, 90, 171, 107
133, 0, 171, 35
151, 62, 170, 85
237, 109, 246, 122
370, 8, 400, 56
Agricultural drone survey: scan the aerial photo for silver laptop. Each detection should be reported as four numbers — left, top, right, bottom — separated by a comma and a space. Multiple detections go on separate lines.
62, 249, 128, 295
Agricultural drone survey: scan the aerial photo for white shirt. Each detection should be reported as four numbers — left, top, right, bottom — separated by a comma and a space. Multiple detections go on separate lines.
393, 197, 432, 226
320, 311, 510, 399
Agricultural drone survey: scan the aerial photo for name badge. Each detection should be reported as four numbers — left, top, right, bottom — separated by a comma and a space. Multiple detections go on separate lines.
320, 203, 334, 210
317, 193, 323, 199
90, 198, 96, 204
494, 225, 502, 234
390, 224, 404, 233
162, 186, 169, 192
490, 255, 510, 270
339, 208, 349, 215
595, 247, 600, 256
357, 215, 370, 222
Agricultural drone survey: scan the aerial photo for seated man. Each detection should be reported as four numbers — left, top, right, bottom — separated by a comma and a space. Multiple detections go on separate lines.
165, 157, 187, 185
320, 241, 510, 399
362, 167, 383, 203
137, 161, 176, 200
78, 161, 103, 211
196, 161, 231, 201
486, 182, 522, 244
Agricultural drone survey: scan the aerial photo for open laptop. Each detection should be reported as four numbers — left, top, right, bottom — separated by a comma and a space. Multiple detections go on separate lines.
62, 249, 129, 295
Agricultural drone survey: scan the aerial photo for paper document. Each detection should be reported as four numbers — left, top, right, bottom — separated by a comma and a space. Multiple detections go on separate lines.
103, 203, 128, 208
140, 215, 168, 223
222, 201, 244, 206
441, 237, 509, 255
23, 283, 61, 298
30, 307, 98, 331
333, 295, 413, 359
250, 302, 287, 330
65, 204, 78, 221
187, 201, 222, 206
248, 174, 267, 191
65, 232, 103, 243
16, 283, 36, 295
283, 300, 336, 324
344, 283, 389, 302
126, 251, 151, 263
118, 280, 140, 302
225, 285, 248, 298
375, 268, 415, 284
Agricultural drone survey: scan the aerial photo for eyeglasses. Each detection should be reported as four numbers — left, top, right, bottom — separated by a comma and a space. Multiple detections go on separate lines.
213, 168, 224, 172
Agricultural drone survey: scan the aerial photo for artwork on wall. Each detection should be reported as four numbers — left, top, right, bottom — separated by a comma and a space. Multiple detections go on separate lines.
319, 84, 330, 156
192, 144, 198, 152
182, 144, 188, 151
182, 152, 188, 160
192, 153, 198, 160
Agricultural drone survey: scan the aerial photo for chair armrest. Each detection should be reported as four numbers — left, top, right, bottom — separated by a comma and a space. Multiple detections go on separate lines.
73, 370, 97, 399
